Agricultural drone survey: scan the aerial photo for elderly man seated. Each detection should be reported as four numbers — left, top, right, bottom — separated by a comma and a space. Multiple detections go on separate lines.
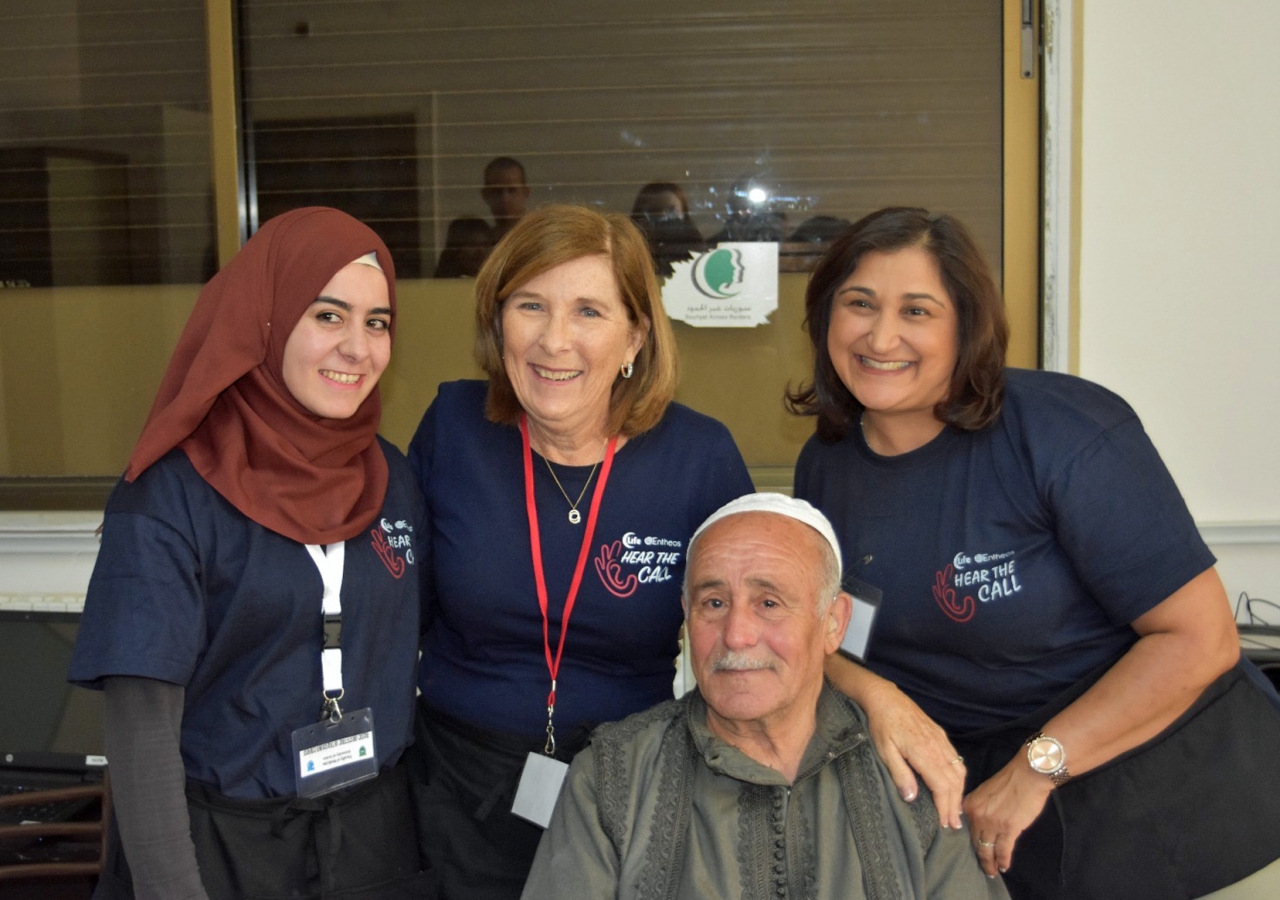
521, 493, 1008, 899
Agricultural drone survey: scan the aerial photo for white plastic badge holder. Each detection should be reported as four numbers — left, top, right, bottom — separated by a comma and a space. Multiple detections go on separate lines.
512, 751, 569, 828
292, 707, 378, 799
839, 577, 883, 662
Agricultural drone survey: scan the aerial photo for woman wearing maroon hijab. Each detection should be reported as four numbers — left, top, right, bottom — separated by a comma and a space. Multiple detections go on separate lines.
70, 208, 432, 899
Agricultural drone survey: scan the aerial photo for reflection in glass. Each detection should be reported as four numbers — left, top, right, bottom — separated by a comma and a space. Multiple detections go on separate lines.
0, 2, 214, 287
237, 0, 1002, 278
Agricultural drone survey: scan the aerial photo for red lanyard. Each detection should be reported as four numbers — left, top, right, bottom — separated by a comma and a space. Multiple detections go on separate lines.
520, 414, 618, 754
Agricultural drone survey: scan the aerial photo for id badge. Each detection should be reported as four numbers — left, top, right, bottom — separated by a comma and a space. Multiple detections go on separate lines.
839, 577, 882, 662
511, 751, 569, 828
292, 707, 378, 798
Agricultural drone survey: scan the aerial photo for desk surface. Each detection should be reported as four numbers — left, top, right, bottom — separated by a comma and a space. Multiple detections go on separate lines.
1239, 625, 1280, 653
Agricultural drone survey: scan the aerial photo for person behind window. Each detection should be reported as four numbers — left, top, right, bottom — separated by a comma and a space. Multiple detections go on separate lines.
521, 493, 1010, 900
435, 216, 494, 278
482, 156, 532, 243
69, 207, 430, 900
709, 175, 786, 244
785, 213, 853, 271
787, 205, 1280, 899
406, 204, 753, 900
628, 180, 707, 279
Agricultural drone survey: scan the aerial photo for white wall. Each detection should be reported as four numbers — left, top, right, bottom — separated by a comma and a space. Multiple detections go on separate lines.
1077, 0, 1280, 609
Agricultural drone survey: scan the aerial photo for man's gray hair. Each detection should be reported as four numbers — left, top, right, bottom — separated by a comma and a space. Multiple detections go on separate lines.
683, 493, 844, 614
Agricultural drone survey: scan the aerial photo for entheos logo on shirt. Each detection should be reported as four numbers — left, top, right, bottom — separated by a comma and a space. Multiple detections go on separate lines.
370, 518, 414, 579
595, 533, 684, 597
932, 549, 1021, 622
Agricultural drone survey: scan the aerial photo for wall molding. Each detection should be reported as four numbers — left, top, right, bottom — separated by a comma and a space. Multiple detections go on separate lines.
1, 512, 1276, 567
0, 512, 101, 556
1198, 522, 1280, 547
0, 512, 102, 594
2, 511, 1278, 596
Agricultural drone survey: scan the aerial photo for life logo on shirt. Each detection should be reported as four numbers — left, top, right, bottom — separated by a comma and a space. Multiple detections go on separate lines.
932, 550, 1021, 622
594, 532, 683, 598
370, 518, 415, 579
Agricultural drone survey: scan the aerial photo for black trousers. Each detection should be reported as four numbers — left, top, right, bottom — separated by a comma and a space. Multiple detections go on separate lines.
955, 663, 1280, 900
96, 758, 433, 900
407, 699, 592, 900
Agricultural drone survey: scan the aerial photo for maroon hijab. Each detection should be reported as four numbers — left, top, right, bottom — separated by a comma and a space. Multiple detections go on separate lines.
125, 207, 397, 544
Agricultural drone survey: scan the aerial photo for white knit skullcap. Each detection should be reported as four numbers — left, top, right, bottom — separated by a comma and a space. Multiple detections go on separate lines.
689, 492, 842, 573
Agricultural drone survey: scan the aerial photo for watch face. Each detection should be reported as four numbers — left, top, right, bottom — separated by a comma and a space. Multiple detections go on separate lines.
1027, 737, 1065, 774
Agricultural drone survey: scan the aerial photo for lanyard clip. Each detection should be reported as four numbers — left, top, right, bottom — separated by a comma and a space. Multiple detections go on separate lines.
321, 689, 344, 724
323, 614, 342, 650
544, 686, 556, 756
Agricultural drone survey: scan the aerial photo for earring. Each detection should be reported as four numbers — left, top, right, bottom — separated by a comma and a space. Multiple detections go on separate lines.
620, 361, 634, 379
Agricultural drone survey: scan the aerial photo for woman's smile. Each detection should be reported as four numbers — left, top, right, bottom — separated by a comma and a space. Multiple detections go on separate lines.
501, 254, 644, 456
826, 245, 959, 448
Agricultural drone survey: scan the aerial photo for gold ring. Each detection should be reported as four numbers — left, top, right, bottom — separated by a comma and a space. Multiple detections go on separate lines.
951, 756, 964, 766
977, 837, 996, 848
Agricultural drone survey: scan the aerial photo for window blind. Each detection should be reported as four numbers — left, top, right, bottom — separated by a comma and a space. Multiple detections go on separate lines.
239, 0, 1003, 278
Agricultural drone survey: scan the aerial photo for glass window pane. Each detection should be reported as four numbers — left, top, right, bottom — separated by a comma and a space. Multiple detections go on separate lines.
0, 0, 1010, 492
239, 0, 1002, 279
0, 0, 214, 287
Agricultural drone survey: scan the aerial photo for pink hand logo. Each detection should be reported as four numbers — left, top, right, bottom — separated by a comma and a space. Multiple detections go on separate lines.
595, 540, 638, 598
371, 528, 406, 579
932, 564, 975, 622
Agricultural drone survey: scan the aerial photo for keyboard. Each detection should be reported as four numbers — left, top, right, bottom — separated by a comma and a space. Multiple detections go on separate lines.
0, 783, 98, 826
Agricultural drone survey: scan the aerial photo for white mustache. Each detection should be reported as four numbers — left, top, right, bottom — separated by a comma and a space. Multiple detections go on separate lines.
710, 650, 776, 672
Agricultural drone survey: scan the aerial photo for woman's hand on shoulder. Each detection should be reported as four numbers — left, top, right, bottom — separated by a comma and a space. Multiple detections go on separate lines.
826, 655, 966, 829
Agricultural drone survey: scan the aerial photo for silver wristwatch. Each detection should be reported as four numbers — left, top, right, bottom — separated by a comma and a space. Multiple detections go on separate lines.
1024, 732, 1071, 786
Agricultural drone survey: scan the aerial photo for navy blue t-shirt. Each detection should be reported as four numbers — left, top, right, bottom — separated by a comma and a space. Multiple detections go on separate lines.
410, 380, 753, 737
795, 368, 1216, 733
69, 438, 426, 799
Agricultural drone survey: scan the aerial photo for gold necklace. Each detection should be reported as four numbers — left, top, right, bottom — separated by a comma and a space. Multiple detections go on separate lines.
543, 452, 602, 524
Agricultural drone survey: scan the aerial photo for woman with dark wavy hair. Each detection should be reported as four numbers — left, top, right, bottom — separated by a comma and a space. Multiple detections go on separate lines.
788, 207, 1280, 899
629, 181, 707, 279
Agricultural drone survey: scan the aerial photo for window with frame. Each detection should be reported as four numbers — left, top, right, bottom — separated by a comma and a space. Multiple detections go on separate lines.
0, 0, 1031, 504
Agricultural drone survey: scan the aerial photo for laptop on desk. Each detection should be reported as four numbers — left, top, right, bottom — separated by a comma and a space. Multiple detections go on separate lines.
0, 605, 106, 834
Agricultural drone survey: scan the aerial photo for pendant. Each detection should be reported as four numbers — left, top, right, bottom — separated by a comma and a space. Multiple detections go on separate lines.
568, 509, 582, 525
